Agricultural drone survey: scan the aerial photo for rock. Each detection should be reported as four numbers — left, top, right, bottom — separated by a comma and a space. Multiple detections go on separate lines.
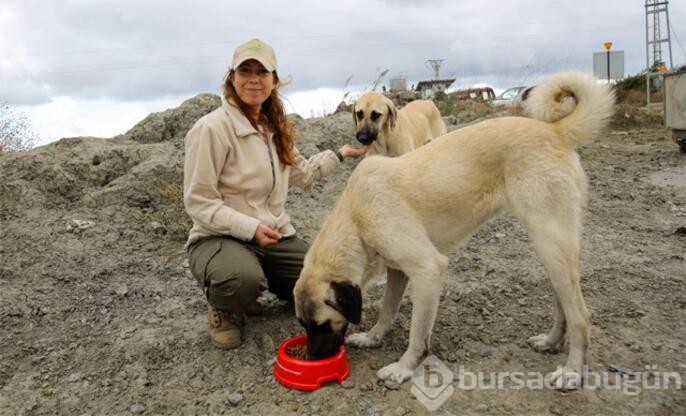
654, 392, 672, 407
66, 219, 96, 233
130, 403, 145, 414
341, 380, 355, 389
227, 392, 244, 406
608, 364, 636, 376
549, 406, 564, 415
149, 221, 166, 235
359, 382, 373, 392
393, 405, 410, 416
384, 380, 401, 390
114, 284, 129, 296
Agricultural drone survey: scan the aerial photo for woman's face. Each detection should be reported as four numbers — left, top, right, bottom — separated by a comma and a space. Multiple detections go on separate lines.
231, 60, 276, 112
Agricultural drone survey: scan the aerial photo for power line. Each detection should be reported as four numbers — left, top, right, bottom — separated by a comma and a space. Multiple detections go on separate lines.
0, 24, 642, 79
2, 15, 642, 61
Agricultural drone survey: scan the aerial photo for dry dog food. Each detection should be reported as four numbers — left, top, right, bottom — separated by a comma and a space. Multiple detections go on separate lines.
286, 344, 308, 360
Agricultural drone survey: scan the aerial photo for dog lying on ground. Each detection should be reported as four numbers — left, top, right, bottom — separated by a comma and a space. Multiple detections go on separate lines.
294, 71, 615, 391
352, 91, 446, 156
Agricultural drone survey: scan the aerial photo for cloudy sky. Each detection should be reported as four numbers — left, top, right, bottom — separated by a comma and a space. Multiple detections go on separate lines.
2, 0, 686, 146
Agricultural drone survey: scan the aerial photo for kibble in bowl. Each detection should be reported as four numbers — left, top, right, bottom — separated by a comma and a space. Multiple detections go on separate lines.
286, 344, 309, 360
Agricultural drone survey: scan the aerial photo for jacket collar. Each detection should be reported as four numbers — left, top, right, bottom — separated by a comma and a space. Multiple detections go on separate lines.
221, 96, 260, 138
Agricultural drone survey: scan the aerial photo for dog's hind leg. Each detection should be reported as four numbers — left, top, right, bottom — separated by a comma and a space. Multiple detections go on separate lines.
522, 214, 590, 391
346, 268, 408, 348
528, 292, 566, 353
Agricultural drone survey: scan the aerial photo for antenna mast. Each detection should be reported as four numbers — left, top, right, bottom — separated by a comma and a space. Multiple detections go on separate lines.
425, 59, 444, 80
645, 0, 673, 70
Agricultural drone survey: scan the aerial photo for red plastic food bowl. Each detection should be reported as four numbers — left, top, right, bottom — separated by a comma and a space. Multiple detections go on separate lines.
274, 335, 350, 391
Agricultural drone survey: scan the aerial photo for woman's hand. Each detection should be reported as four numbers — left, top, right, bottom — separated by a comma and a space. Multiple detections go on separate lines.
253, 223, 281, 247
339, 144, 369, 159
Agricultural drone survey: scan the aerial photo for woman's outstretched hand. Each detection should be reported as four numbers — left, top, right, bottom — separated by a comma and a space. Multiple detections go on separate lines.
339, 144, 369, 159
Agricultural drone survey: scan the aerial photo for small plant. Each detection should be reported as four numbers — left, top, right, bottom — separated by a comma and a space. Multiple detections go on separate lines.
136, 179, 191, 241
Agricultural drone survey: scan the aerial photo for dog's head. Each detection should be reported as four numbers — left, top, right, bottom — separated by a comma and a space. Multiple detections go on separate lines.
352, 91, 397, 146
293, 277, 362, 360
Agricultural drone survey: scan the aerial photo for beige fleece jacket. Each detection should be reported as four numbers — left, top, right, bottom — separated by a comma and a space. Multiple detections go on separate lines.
183, 98, 340, 248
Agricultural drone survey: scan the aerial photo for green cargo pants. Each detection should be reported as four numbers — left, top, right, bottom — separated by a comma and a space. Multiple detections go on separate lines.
187, 235, 308, 311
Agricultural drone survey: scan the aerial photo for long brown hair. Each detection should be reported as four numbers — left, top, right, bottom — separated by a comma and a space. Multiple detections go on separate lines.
223, 71, 296, 168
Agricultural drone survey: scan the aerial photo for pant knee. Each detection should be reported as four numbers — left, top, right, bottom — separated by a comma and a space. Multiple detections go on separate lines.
208, 272, 265, 311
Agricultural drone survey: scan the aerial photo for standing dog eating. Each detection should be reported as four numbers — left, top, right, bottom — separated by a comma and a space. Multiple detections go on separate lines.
352, 91, 446, 156
294, 71, 614, 391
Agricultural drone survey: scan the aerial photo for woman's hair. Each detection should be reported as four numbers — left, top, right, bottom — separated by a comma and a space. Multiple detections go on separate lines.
223, 71, 296, 168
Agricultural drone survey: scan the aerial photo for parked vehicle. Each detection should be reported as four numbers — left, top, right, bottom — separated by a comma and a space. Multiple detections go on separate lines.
492, 85, 528, 106
453, 87, 496, 103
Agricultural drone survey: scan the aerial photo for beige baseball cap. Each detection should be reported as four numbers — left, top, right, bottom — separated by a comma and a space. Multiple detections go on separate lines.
231, 38, 277, 72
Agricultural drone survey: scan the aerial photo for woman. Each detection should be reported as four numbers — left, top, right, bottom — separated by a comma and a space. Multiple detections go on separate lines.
183, 38, 368, 349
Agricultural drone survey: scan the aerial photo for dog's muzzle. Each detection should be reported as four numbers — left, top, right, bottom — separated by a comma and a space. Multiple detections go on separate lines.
304, 321, 348, 360
355, 128, 377, 146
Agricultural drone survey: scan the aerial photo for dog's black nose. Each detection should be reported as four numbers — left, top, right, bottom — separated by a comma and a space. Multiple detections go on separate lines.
356, 131, 374, 145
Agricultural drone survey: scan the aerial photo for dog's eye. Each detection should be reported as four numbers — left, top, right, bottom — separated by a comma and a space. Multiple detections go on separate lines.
370, 111, 381, 121
355, 110, 364, 121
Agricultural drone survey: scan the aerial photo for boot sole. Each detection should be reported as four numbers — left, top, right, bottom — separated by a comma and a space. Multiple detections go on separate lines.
211, 339, 241, 350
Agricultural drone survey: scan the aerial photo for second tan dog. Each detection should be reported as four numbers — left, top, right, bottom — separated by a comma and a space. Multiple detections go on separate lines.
352, 91, 446, 156
295, 71, 615, 391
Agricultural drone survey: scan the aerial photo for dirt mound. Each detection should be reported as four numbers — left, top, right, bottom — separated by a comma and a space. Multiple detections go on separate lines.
610, 103, 665, 130
123, 94, 221, 145
0, 96, 684, 415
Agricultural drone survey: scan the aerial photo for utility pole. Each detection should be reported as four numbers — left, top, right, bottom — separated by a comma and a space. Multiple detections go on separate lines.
604, 42, 613, 82
644, 1, 673, 105
425, 59, 444, 80
645, 0, 673, 71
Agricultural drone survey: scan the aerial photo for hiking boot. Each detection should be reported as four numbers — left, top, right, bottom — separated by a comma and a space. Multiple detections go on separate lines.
207, 304, 243, 349
243, 299, 264, 316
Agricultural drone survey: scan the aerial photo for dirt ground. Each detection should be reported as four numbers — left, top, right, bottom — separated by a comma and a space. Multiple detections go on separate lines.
0, 96, 684, 415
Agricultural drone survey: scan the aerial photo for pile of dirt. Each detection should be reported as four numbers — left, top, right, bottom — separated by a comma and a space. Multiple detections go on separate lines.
610, 103, 665, 130
0, 96, 684, 415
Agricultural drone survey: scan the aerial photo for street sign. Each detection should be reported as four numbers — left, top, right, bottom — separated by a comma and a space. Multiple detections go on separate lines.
593, 50, 624, 80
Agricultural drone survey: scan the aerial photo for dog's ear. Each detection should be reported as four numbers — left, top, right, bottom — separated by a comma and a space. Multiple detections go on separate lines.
325, 281, 362, 324
385, 100, 397, 131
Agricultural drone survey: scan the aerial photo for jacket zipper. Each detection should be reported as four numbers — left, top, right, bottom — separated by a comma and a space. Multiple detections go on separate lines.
261, 130, 276, 198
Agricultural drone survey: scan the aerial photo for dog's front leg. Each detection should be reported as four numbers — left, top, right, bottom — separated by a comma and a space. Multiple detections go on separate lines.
346, 268, 408, 348
377, 271, 444, 384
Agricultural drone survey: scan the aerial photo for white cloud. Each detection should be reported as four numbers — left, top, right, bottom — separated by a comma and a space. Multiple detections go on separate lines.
284, 88, 349, 119
20, 95, 187, 147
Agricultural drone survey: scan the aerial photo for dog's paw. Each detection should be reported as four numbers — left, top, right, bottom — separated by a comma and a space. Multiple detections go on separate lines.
527, 334, 561, 353
377, 362, 413, 384
345, 332, 381, 348
549, 366, 584, 391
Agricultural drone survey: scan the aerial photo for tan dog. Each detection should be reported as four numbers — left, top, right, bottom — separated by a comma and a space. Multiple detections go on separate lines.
294, 71, 615, 391
352, 92, 446, 157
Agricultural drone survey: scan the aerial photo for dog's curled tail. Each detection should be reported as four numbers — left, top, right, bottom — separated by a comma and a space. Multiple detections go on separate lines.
524, 71, 615, 146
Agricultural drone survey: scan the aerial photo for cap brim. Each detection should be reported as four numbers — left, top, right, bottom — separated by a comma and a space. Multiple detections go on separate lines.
232, 56, 276, 72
